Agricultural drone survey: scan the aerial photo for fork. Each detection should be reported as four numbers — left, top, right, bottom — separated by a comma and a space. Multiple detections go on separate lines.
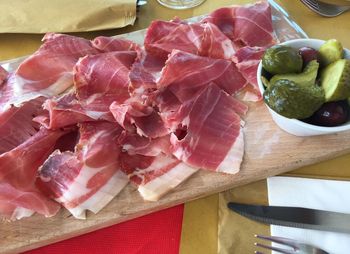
300, 0, 350, 17
254, 234, 329, 254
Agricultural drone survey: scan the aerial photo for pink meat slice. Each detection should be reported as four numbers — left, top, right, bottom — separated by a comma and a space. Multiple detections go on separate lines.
129, 49, 166, 97
203, 2, 275, 48
144, 19, 236, 60
36, 122, 128, 219
74, 51, 137, 120
158, 50, 247, 98
0, 127, 69, 219
34, 92, 94, 129
119, 132, 171, 157
110, 100, 169, 139
13, 33, 99, 106
92, 36, 140, 52
234, 46, 266, 101
120, 152, 197, 201
170, 83, 247, 174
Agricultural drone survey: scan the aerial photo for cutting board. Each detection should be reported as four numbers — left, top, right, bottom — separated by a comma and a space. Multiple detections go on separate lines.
2, 102, 350, 253
2, 3, 350, 254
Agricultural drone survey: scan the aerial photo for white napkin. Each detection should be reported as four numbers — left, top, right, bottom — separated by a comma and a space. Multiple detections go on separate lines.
267, 176, 350, 254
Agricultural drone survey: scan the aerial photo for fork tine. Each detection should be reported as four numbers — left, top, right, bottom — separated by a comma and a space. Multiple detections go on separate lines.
254, 242, 295, 254
304, 0, 319, 9
300, 0, 319, 11
255, 235, 298, 249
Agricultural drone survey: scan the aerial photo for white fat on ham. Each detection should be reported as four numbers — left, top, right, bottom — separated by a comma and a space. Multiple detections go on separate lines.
56, 166, 128, 219
11, 207, 35, 220
216, 128, 244, 174
138, 162, 197, 201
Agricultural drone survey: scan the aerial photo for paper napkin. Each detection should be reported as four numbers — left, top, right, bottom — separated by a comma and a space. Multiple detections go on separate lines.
268, 176, 350, 254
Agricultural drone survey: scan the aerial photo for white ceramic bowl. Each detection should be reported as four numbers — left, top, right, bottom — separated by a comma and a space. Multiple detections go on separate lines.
257, 38, 350, 136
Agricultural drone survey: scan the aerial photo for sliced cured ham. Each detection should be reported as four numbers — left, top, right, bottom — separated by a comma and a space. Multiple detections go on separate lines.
234, 46, 266, 101
13, 33, 99, 106
92, 36, 140, 53
203, 2, 275, 48
119, 132, 171, 157
120, 153, 197, 201
74, 51, 137, 120
0, 127, 69, 219
170, 83, 247, 174
158, 50, 247, 98
36, 122, 128, 219
110, 100, 169, 139
144, 19, 236, 60
129, 49, 165, 96
35, 92, 94, 129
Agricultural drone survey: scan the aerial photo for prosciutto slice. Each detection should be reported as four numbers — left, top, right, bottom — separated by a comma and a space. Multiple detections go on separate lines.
120, 153, 197, 201
234, 46, 266, 101
73, 51, 137, 120
0, 128, 69, 220
36, 122, 128, 219
203, 1, 276, 48
92, 36, 140, 53
158, 50, 247, 97
110, 100, 169, 139
144, 19, 236, 60
170, 83, 247, 173
12, 33, 99, 106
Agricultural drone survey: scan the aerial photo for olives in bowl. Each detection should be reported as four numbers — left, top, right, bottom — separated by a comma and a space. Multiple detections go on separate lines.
257, 38, 350, 136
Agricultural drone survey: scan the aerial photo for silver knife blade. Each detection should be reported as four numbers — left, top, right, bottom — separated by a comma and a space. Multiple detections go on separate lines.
227, 202, 350, 234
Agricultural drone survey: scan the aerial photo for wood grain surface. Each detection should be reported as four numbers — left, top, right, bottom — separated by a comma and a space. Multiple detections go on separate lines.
2, 101, 350, 254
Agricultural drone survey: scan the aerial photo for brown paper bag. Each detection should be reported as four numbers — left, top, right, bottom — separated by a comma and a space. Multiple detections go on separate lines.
0, 0, 136, 33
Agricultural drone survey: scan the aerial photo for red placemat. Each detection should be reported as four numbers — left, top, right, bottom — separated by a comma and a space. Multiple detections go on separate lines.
24, 204, 184, 254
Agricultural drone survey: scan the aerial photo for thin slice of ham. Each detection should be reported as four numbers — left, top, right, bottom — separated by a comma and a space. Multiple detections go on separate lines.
144, 19, 236, 60
36, 122, 128, 219
120, 153, 197, 201
158, 50, 247, 98
203, 1, 276, 48
34, 91, 94, 129
0, 66, 8, 84
234, 46, 266, 101
170, 83, 247, 174
110, 100, 169, 139
12, 33, 99, 106
92, 36, 140, 52
0, 127, 69, 220
73, 51, 137, 120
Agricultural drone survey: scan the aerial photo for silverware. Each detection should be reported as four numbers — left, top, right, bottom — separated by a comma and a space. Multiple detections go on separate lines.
254, 234, 329, 254
227, 202, 350, 234
300, 0, 350, 17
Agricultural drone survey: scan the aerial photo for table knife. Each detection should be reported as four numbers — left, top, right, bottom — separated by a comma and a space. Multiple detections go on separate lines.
228, 202, 350, 234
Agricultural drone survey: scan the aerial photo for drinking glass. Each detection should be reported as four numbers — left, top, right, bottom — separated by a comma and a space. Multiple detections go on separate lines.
157, 0, 206, 9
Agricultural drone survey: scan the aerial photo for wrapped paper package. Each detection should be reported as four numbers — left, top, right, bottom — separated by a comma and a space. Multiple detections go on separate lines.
0, 0, 136, 33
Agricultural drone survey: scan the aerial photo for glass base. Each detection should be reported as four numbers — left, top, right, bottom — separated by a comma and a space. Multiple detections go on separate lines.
157, 0, 206, 10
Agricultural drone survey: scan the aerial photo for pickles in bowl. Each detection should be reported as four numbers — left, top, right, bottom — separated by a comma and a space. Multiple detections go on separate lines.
257, 38, 350, 136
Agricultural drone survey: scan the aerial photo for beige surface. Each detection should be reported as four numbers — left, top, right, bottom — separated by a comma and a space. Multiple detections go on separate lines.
0, 0, 136, 33
1, 1, 350, 254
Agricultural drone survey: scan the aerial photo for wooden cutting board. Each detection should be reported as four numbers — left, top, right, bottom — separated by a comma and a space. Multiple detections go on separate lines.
2, 101, 350, 254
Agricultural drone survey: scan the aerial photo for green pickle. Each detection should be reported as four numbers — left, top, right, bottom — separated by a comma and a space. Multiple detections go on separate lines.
269, 60, 319, 88
319, 39, 344, 66
321, 59, 350, 102
262, 45, 303, 75
264, 79, 325, 119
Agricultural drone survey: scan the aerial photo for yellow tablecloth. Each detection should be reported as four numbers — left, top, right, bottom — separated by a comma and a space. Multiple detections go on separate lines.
1, 1, 350, 253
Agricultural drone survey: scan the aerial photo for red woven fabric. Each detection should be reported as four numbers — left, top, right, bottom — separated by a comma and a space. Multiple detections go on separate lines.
24, 204, 184, 254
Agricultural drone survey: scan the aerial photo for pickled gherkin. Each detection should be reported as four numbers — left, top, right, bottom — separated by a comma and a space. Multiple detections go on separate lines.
264, 79, 325, 119
262, 45, 303, 75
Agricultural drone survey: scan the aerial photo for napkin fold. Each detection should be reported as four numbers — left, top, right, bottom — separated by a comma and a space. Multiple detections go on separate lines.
268, 176, 350, 254
0, 0, 136, 33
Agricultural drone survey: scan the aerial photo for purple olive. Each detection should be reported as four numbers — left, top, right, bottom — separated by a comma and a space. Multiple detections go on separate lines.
306, 101, 349, 127
298, 47, 319, 65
